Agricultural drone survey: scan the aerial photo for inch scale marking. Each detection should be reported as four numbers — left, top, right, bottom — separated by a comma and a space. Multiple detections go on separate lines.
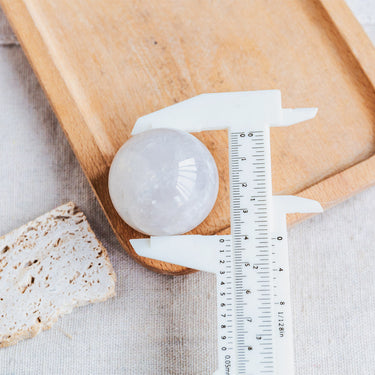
130, 91, 323, 374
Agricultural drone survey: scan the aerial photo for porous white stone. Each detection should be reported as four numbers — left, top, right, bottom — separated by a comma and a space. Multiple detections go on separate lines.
108, 129, 219, 236
0, 202, 116, 348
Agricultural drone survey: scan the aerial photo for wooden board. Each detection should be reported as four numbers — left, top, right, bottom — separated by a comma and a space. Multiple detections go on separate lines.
1, 0, 375, 275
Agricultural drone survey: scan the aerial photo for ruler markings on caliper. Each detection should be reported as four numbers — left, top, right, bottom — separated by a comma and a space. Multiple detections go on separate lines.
129, 91, 323, 375
230, 127, 273, 374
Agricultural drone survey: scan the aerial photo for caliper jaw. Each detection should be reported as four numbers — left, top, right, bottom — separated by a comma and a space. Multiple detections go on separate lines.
132, 90, 317, 134
130, 197, 322, 272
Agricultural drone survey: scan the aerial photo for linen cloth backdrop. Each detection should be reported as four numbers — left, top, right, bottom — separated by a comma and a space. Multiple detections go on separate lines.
0, 1, 374, 374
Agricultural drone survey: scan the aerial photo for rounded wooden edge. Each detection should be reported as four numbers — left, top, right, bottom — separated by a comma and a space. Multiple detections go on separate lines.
136, 256, 197, 276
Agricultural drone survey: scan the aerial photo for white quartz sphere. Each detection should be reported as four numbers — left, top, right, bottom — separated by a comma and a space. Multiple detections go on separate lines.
108, 128, 219, 236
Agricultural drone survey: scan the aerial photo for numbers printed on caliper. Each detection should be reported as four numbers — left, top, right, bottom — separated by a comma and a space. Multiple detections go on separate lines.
217, 237, 234, 373
229, 129, 274, 374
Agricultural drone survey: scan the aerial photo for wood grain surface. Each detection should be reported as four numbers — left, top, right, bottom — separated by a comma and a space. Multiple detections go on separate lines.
1, 0, 375, 275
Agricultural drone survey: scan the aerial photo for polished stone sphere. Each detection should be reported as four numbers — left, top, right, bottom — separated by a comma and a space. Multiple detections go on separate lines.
108, 128, 219, 236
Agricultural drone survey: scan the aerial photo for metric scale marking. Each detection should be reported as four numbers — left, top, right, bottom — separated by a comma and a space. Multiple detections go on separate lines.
230, 128, 274, 375
130, 91, 323, 375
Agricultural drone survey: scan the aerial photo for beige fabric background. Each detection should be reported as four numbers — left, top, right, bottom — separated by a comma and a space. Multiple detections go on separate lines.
0, 1, 374, 374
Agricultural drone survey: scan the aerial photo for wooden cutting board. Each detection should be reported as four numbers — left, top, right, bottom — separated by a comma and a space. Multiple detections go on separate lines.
2, 0, 375, 275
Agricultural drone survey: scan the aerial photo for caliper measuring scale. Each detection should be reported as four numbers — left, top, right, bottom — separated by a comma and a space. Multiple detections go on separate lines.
130, 90, 323, 375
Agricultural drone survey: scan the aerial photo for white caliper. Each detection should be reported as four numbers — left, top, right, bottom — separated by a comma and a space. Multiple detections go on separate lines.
130, 90, 323, 375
